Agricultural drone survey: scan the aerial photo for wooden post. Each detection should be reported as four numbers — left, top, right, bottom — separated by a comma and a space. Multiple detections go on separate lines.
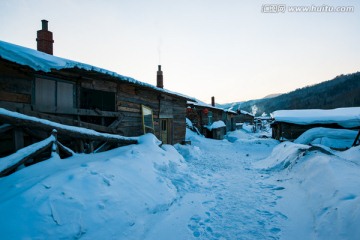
89, 141, 94, 153
14, 127, 24, 151
51, 129, 59, 156
78, 139, 85, 153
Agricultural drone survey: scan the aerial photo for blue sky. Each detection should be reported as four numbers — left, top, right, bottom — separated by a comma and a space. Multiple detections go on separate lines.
0, 0, 359, 103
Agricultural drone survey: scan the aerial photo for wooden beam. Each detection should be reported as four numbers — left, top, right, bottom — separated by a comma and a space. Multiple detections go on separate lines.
0, 140, 53, 177
57, 141, 74, 158
0, 124, 13, 134
353, 129, 360, 147
0, 111, 137, 145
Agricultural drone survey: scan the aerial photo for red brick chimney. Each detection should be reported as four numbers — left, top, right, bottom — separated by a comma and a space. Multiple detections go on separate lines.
157, 65, 164, 88
36, 20, 54, 55
211, 96, 215, 107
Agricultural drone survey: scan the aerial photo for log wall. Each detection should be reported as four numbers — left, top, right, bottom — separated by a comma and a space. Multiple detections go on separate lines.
0, 59, 187, 145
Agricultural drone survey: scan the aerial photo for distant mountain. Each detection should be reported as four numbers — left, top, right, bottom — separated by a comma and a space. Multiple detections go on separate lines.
262, 93, 282, 99
219, 72, 360, 115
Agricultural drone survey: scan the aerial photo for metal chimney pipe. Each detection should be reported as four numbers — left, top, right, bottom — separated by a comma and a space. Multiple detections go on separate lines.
211, 96, 215, 107
157, 65, 164, 88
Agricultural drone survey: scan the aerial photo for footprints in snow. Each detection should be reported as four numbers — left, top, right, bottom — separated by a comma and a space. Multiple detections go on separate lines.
188, 213, 220, 239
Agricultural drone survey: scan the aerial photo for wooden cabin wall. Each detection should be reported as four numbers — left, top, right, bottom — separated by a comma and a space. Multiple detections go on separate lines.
211, 109, 223, 123
0, 61, 188, 145
272, 122, 353, 141
116, 84, 158, 137
233, 114, 254, 124
164, 98, 186, 144
223, 113, 236, 132
117, 84, 187, 144
0, 63, 33, 105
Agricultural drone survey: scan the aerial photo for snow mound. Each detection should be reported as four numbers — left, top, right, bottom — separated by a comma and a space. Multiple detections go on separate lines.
275, 146, 360, 239
0, 134, 193, 239
294, 127, 358, 149
205, 120, 226, 130
254, 142, 310, 171
335, 145, 360, 164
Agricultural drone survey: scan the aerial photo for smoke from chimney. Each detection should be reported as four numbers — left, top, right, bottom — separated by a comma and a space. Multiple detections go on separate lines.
36, 19, 54, 55
157, 65, 164, 88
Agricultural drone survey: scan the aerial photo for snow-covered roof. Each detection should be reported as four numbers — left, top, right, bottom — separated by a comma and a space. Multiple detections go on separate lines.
205, 120, 226, 130
273, 107, 360, 128
187, 100, 237, 114
0, 40, 194, 101
239, 110, 254, 117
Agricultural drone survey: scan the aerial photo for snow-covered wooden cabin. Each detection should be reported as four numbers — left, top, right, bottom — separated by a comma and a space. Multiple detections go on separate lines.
271, 108, 360, 141
186, 97, 236, 139
0, 21, 193, 157
233, 110, 254, 129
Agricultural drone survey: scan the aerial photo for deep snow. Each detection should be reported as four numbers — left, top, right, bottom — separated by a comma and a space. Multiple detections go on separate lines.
273, 107, 360, 128
0, 128, 359, 239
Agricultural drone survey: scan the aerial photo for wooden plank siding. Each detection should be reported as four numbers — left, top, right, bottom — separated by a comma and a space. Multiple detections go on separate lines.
0, 58, 189, 147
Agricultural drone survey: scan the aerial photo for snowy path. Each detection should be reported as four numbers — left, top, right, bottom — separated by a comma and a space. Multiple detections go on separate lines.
1, 130, 359, 239
149, 130, 285, 239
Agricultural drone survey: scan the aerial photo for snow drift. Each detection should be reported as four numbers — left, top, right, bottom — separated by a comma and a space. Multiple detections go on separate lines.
0, 134, 193, 239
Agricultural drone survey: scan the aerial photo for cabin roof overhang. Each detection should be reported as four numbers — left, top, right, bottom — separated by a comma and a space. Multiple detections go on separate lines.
0, 40, 194, 102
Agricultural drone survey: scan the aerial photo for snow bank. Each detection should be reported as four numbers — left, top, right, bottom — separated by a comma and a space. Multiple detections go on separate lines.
255, 141, 360, 239
0, 134, 194, 239
205, 120, 226, 130
294, 127, 358, 149
276, 146, 360, 239
253, 142, 310, 171
273, 107, 360, 128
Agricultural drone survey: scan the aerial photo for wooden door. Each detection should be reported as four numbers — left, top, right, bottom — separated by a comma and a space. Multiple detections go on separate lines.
160, 119, 168, 144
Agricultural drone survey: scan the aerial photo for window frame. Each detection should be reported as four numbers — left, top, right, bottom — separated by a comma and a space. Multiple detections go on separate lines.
142, 105, 155, 134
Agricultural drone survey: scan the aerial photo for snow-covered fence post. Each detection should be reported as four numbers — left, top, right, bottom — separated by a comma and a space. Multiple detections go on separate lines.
51, 129, 59, 156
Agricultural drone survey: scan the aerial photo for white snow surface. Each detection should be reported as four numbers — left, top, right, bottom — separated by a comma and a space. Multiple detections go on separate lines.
186, 118, 193, 128
205, 120, 226, 130
255, 142, 360, 239
1, 129, 359, 239
0, 40, 193, 101
294, 127, 358, 149
273, 107, 360, 128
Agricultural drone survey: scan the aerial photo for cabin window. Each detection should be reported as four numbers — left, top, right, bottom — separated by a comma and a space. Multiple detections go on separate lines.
35, 78, 74, 109
80, 88, 115, 111
142, 105, 154, 134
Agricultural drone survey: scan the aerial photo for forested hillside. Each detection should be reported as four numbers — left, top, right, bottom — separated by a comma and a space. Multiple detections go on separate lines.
233, 72, 360, 115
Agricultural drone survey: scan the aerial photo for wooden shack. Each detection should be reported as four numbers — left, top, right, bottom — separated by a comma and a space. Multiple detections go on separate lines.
186, 97, 235, 139
0, 40, 192, 157
271, 108, 360, 141
233, 110, 254, 125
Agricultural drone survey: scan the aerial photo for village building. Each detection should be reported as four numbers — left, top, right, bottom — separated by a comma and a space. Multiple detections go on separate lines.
186, 97, 236, 140
271, 107, 360, 141
0, 20, 193, 158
